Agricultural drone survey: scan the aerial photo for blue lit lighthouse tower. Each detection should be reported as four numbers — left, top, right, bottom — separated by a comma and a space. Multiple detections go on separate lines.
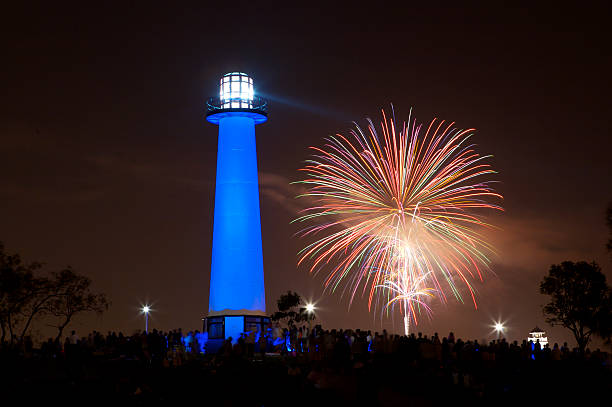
205, 72, 269, 350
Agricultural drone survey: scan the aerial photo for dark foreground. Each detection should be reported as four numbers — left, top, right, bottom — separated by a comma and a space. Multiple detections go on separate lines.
2, 349, 611, 406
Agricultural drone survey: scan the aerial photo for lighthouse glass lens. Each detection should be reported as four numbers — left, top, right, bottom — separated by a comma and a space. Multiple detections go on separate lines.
219, 73, 254, 109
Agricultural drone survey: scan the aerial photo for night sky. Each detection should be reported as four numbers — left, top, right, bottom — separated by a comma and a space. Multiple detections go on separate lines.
2, 3, 611, 346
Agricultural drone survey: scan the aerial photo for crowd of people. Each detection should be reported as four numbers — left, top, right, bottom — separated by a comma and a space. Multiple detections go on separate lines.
2, 324, 611, 404
6, 328, 209, 366
16, 324, 609, 365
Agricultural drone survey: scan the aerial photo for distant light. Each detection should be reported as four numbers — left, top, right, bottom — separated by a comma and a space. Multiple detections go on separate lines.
305, 303, 315, 313
142, 305, 151, 314
494, 322, 504, 332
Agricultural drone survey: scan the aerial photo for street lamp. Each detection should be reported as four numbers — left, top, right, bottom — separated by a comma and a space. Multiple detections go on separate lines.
493, 321, 505, 340
305, 303, 315, 332
141, 305, 151, 333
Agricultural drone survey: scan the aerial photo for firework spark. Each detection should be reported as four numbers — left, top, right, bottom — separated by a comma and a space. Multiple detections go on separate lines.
295, 109, 503, 333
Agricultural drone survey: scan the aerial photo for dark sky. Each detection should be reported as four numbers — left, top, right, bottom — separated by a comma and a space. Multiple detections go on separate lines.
2, 2, 611, 346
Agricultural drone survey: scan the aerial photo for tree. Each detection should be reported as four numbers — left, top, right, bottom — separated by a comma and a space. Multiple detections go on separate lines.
1, 242, 110, 346
45, 267, 109, 341
540, 261, 612, 353
0, 242, 45, 344
15, 273, 54, 342
271, 291, 315, 329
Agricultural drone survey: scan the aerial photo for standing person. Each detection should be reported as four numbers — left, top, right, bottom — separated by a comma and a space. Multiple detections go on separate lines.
533, 339, 542, 360
65, 330, 81, 381
308, 329, 317, 361
324, 330, 334, 358
191, 331, 200, 357
297, 327, 304, 353
69, 330, 79, 346
65, 330, 78, 358
246, 327, 256, 358
289, 325, 298, 354
258, 327, 268, 355
272, 323, 283, 353
220, 337, 232, 358
195, 330, 207, 354
303, 326, 310, 354
63, 336, 70, 356
182, 331, 193, 354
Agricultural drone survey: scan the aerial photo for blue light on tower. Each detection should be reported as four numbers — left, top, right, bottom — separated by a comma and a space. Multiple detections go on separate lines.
204, 72, 270, 351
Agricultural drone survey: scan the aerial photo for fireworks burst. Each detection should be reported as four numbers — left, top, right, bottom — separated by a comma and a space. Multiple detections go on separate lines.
295, 108, 503, 333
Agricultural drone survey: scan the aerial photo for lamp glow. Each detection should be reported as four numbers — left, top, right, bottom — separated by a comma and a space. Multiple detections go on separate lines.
491, 320, 506, 339
305, 303, 315, 313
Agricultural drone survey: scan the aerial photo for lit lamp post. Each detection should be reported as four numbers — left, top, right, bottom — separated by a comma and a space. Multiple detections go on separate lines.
305, 303, 315, 332
141, 305, 151, 333
494, 322, 504, 340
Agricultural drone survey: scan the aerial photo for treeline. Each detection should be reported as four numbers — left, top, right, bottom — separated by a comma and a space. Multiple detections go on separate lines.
0, 242, 109, 346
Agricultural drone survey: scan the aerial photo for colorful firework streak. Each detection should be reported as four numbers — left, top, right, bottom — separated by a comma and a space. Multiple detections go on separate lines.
295, 109, 503, 333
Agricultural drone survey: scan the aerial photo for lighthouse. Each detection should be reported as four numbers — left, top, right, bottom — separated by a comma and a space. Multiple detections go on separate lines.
204, 72, 269, 351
